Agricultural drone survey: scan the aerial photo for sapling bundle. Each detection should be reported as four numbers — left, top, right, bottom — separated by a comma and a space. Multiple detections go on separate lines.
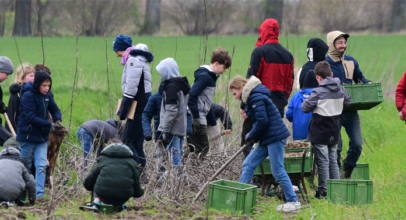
47, 121, 69, 175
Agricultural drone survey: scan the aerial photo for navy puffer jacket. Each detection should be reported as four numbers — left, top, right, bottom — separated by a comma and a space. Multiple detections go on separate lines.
242, 76, 290, 145
142, 84, 163, 141
16, 80, 61, 143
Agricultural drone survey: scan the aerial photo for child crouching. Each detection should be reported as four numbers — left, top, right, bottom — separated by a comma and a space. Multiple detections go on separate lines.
0, 137, 36, 207
82, 139, 144, 212
301, 61, 351, 198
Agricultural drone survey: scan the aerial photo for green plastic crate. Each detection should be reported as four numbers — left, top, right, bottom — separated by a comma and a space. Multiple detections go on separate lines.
254, 147, 312, 175
339, 163, 370, 180
343, 83, 383, 111
99, 204, 121, 213
208, 180, 257, 214
327, 179, 373, 205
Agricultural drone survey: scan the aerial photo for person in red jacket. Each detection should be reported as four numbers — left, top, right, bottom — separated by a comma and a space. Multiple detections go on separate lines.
396, 71, 406, 120
240, 18, 294, 157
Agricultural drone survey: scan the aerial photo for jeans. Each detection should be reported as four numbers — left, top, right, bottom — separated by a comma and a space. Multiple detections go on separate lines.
337, 110, 363, 168
77, 128, 93, 164
314, 144, 339, 194
121, 113, 146, 169
166, 135, 184, 166
20, 141, 48, 198
240, 138, 297, 202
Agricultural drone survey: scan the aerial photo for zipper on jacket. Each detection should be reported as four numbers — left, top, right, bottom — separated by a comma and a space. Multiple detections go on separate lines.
41, 96, 47, 141
344, 63, 350, 78
26, 125, 32, 139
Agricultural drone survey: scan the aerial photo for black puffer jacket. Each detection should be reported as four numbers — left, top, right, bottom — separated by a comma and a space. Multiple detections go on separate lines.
83, 143, 144, 205
298, 38, 329, 89
6, 83, 21, 133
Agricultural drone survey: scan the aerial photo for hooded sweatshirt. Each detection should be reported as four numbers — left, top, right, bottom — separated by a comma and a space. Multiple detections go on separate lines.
297, 38, 329, 90
17, 72, 62, 143
301, 77, 351, 145
325, 31, 370, 85
246, 18, 294, 111
83, 143, 144, 206
157, 58, 191, 136
0, 137, 36, 203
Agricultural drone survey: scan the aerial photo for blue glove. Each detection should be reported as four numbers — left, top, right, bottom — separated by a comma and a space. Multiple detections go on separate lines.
144, 134, 152, 141
117, 96, 133, 120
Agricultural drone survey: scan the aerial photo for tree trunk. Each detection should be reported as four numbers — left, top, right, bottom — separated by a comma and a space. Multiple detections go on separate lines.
265, 0, 283, 28
0, 0, 5, 37
390, 0, 406, 32
13, 0, 32, 36
143, 0, 161, 34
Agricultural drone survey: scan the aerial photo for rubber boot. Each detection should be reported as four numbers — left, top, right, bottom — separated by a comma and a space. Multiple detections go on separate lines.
340, 162, 354, 179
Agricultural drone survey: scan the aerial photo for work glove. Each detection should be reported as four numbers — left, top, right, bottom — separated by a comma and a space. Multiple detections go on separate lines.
0, 103, 7, 114
117, 96, 133, 120
162, 133, 171, 146
144, 134, 152, 141
51, 123, 64, 135
192, 119, 201, 134
245, 133, 258, 144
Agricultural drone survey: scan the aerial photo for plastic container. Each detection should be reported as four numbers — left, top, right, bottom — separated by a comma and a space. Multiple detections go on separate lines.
208, 180, 257, 214
99, 204, 121, 213
254, 147, 312, 175
343, 83, 383, 111
327, 179, 373, 205
339, 163, 370, 180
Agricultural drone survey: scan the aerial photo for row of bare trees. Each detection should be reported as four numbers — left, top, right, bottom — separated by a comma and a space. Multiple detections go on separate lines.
1, 0, 405, 37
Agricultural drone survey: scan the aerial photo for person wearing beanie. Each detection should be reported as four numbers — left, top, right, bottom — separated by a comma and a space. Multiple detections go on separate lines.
16, 71, 62, 200
296, 38, 329, 90
0, 56, 14, 146
325, 31, 371, 178
114, 41, 154, 173
286, 69, 320, 141
0, 137, 36, 207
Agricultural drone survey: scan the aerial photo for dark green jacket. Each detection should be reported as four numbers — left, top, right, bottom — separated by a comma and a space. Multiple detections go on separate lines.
83, 143, 144, 205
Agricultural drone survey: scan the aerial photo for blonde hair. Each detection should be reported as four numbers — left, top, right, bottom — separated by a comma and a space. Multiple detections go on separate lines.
228, 76, 247, 91
15, 62, 35, 83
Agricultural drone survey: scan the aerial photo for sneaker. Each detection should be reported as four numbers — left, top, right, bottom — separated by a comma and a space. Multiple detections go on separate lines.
0, 201, 9, 208
315, 191, 327, 199
276, 202, 301, 213
79, 202, 100, 212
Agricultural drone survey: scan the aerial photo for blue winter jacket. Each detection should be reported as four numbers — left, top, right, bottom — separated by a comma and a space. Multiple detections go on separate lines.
16, 82, 62, 143
243, 77, 290, 145
286, 89, 313, 140
326, 55, 369, 85
142, 84, 163, 141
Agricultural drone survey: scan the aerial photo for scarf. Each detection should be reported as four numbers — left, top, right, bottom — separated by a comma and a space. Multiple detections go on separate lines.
121, 46, 137, 65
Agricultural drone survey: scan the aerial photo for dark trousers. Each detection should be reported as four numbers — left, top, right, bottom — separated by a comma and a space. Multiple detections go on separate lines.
0, 125, 12, 146
187, 125, 209, 159
121, 113, 146, 169
241, 108, 284, 157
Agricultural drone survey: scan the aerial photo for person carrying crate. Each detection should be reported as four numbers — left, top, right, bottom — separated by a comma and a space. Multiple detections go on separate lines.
301, 61, 351, 199
325, 31, 372, 178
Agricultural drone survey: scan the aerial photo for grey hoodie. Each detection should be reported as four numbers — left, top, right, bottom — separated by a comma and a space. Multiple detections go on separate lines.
157, 58, 191, 136
301, 77, 351, 145
0, 139, 36, 203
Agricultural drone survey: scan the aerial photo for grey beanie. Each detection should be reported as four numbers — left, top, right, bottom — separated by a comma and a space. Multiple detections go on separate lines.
3, 136, 19, 149
0, 56, 14, 74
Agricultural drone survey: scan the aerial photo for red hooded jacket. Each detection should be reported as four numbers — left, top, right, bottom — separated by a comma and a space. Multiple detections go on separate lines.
246, 19, 294, 110
395, 71, 406, 116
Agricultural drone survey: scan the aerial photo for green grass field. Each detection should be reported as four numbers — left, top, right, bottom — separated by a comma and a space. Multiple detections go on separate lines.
1, 35, 406, 219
